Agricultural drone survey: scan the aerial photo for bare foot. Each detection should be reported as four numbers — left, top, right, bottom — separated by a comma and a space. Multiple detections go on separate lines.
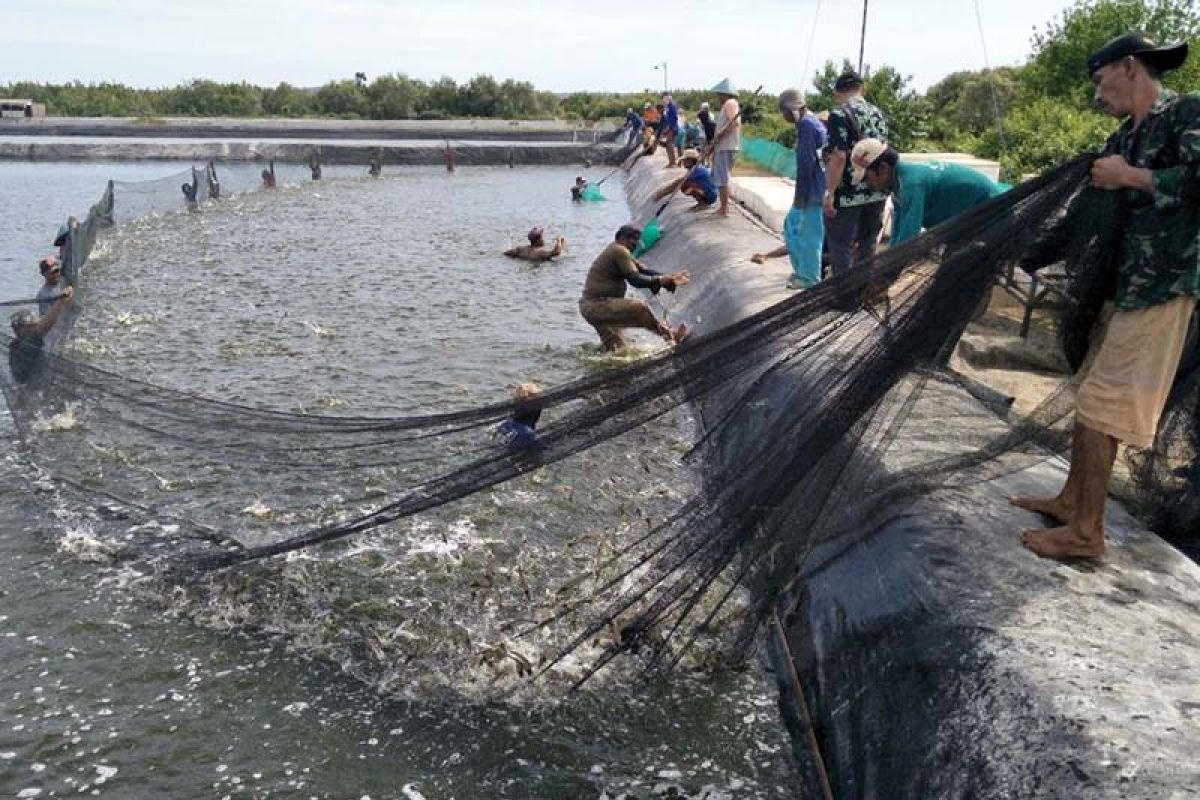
1010, 495, 1073, 525
671, 323, 689, 344
1021, 525, 1105, 560
716, 208, 729, 217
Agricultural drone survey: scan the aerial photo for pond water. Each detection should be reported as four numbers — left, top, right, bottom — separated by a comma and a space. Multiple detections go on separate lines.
0, 161, 795, 798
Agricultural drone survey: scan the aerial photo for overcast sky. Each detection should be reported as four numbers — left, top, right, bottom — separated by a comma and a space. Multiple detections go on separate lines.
2, 0, 1080, 93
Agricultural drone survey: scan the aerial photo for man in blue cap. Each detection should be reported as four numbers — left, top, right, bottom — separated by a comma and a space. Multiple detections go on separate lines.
1012, 31, 1200, 560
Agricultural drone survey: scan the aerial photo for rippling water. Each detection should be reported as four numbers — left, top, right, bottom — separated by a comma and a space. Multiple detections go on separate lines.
0, 161, 795, 798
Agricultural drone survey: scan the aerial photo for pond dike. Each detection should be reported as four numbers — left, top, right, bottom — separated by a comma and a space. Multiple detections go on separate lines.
0, 139, 624, 166
624, 156, 1200, 799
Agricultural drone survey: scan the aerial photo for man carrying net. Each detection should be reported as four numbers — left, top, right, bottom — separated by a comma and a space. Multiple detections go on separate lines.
578, 225, 689, 351
1013, 32, 1200, 560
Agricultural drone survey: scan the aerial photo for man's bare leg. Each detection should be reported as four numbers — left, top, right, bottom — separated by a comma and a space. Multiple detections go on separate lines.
1010, 419, 1090, 524
1020, 422, 1117, 559
717, 186, 730, 217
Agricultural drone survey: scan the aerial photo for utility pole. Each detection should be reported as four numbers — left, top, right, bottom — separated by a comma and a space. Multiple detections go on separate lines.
654, 62, 668, 94
858, 0, 869, 75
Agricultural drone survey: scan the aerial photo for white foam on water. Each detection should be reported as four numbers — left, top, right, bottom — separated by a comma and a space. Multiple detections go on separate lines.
30, 402, 81, 433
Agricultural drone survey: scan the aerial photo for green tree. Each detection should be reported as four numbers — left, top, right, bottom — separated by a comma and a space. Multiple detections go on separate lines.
262, 82, 315, 117
1023, 0, 1200, 106
315, 79, 367, 118
365, 74, 425, 119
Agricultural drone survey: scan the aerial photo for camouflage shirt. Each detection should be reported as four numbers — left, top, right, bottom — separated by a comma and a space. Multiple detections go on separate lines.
826, 96, 890, 208
1104, 89, 1200, 311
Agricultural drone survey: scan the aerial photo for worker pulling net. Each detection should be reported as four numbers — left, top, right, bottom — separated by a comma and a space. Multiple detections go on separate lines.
2, 154, 1196, 687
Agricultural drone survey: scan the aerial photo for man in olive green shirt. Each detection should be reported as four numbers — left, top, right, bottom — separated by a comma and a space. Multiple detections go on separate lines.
1013, 32, 1200, 560
579, 225, 690, 351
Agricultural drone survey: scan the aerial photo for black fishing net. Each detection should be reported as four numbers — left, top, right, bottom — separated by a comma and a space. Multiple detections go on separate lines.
3, 153, 1196, 688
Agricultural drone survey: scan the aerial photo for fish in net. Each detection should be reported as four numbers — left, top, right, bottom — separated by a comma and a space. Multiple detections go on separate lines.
3, 153, 1196, 689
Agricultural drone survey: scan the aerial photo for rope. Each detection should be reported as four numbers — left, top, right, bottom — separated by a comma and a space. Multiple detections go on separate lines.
973, 0, 1008, 158
0, 293, 67, 308
771, 609, 836, 800
801, 0, 824, 89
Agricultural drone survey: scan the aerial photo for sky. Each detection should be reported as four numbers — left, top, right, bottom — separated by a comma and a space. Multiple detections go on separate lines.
1, 0, 1081, 94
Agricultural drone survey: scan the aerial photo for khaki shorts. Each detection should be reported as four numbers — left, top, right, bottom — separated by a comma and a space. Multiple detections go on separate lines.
1076, 295, 1196, 448
579, 297, 660, 350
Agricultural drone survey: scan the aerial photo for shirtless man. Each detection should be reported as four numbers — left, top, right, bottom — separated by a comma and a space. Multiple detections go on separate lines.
504, 227, 566, 263
579, 224, 689, 350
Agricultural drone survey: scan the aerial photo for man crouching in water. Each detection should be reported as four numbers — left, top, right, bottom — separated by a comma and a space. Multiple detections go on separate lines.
579, 224, 689, 350
504, 227, 566, 263
9, 286, 73, 384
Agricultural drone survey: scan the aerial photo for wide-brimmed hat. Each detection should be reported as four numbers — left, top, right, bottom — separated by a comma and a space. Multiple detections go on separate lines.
711, 78, 737, 97
1088, 31, 1189, 75
850, 137, 890, 183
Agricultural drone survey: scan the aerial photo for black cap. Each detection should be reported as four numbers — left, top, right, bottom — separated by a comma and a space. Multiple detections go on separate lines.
1087, 31, 1188, 76
834, 71, 864, 92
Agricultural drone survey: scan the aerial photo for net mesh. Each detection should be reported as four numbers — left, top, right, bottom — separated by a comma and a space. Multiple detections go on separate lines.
3, 153, 1197, 688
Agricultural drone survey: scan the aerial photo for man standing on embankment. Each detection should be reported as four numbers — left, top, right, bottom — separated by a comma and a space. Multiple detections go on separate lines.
1013, 32, 1200, 560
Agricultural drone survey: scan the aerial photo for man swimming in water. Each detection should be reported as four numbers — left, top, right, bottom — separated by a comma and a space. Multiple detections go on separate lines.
261, 160, 277, 188
495, 382, 544, 452
579, 224, 689, 351
504, 228, 566, 263
571, 177, 588, 201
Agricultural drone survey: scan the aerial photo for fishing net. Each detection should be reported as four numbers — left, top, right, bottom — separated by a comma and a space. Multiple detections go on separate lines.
633, 217, 662, 257
741, 137, 797, 180
580, 184, 607, 201
3, 153, 1197, 688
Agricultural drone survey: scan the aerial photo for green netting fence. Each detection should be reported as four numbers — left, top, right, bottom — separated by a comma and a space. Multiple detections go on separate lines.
741, 137, 796, 180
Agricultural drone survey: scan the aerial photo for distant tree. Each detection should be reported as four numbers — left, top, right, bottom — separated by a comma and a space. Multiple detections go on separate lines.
262, 82, 315, 117
354, 72, 368, 88
365, 74, 424, 119
420, 77, 460, 118
315, 79, 367, 118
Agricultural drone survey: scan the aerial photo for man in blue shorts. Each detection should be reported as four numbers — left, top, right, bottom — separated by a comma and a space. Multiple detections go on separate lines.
751, 88, 827, 289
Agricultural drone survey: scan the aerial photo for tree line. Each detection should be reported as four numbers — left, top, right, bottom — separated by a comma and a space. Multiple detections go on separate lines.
3, 0, 1196, 179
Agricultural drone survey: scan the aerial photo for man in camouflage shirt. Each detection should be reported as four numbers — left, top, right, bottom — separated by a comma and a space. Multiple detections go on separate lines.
1014, 32, 1200, 560
823, 71, 890, 275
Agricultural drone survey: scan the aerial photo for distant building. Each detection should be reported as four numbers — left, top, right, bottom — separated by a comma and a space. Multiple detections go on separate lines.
0, 99, 46, 118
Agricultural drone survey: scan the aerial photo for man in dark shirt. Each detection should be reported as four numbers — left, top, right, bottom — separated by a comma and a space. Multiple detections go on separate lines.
1013, 32, 1200, 560
697, 102, 716, 148
823, 71, 889, 275
579, 225, 690, 350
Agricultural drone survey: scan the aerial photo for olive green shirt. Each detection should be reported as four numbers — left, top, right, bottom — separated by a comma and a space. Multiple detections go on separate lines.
1105, 89, 1200, 310
582, 242, 640, 300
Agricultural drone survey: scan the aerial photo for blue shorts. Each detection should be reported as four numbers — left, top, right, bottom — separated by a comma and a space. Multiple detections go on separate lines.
784, 204, 824, 287
712, 150, 737, 188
